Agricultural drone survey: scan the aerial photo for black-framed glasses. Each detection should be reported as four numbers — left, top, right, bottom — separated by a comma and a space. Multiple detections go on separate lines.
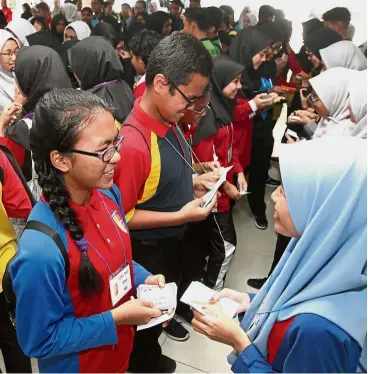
65, 135, 124, 162
170, 80, 207, 109
308, 92, 320, 104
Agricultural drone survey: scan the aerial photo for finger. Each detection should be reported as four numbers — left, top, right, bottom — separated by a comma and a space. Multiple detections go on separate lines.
157, 274, 165, 288
201, 181, 214, 191
150, 308, 163, 318
192, 323, 208, 337
140, 299, 155, 308
210, 289, 229, 303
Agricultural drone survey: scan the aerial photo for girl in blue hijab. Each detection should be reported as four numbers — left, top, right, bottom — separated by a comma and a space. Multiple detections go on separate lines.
192, 136, 367, 373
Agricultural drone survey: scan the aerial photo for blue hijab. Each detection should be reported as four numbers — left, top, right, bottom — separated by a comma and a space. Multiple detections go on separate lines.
230, 137, 367, 366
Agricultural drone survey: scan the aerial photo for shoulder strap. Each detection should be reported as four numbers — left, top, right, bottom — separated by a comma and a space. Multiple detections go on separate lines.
123, 124, 151, 157
0, 145, 36, 207
25, 220, 70, 281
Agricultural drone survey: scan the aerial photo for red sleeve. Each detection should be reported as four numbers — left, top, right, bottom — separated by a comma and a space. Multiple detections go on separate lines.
232, 98, 254, 122
0, 137, 25, 169
192, 136, 215, 163
230, 125, 243, 175
0, 151, 31, 219
113, 126, 151, 220
288, 51, 303, 74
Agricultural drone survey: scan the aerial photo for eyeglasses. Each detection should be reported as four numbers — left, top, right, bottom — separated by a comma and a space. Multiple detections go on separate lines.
308, 92, 320, 104
0, 49, 19, 59
170, 80, 208, 109
305, 50, 314, 57
66, 135, 124, 162
187, 105, 210, 117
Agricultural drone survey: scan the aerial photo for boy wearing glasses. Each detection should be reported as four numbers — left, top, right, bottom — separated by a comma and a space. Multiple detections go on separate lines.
114, 32, 216, 373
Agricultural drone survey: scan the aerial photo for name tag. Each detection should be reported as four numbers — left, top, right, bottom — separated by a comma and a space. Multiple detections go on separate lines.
109, 264, 132, 306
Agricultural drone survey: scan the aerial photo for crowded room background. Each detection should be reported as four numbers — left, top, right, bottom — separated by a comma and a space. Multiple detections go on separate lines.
0, 0, 366, 373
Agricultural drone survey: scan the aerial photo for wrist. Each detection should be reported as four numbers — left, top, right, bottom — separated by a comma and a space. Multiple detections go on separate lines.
173, 209, 186, 225
232, 330, 251, 353
111, 308, 123, 326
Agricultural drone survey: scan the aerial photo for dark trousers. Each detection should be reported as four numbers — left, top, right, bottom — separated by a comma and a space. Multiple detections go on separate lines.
202, 211, 237, 291
268, 234, 292, 277
247, 119, 275, 218
128, 226, 200, 372
0, 293, 32, 373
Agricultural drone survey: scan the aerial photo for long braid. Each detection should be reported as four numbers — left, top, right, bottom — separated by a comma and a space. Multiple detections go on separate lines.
31, 89, 110, 296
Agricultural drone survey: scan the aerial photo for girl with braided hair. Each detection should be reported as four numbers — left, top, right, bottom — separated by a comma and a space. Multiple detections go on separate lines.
10, 88, 165, 373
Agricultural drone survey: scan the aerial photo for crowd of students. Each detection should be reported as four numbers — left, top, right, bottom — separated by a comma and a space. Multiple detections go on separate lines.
0, 0, 366, 373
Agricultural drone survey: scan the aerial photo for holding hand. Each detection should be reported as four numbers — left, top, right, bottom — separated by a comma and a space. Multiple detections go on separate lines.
0, 102, 22, 136
112, 297, 162, 326
193, 170, 221, 197
223, 182, 241, 201
253, 93, 274, 110
179, 195, 217, 223
210, 288, 251, 314
192, 309, 251, 353
145, 274, 165, 288
237, 172, 247, 194
288, 110, 318, 126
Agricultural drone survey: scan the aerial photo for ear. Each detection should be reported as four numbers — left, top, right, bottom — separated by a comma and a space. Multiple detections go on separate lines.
153, 73, 170, 95
50, 150, 73, 174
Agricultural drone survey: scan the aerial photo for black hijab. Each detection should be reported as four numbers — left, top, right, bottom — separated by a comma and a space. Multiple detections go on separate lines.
91, 22, 117, 46
26, 31, 62, 51
15, 45, 72, 114
302, 18, 323, 38
0, 10, 7, 27
101, 15, 121, 34
195, 55, 245, 145
258, 22, 283, 44
57, 39, 79, 88
51, 13, 68, 44
304, 28, 342, 59
21, 3, 32, 19
69, 36, 133, 122
146, 11, 169, 36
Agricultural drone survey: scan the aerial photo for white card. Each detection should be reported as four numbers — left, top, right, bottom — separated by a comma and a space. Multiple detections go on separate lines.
180, 281, 239, 319
109, 264, 132, 306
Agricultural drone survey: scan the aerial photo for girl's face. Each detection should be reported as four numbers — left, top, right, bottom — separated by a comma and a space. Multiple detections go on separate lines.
308, 90, 328, 118
222, 74, 242, 99
162, 18, 172, 37
34, 20, 44, 32
271, 186, 300, 238
54, 110, 122, 193
56, 19, 66, 34
64, 27, 78, 41
0, 39, 18, 71
306, 49, 321, 68
148, 3, 154, 14
253, 46, 269, 69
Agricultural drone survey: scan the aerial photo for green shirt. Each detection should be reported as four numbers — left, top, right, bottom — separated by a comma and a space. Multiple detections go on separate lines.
201, 39, 222, 57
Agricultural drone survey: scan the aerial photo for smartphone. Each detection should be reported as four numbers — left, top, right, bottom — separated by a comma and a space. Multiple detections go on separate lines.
262, 94, 273, 99
302, 87, 312, 97
286, 129, 298, 140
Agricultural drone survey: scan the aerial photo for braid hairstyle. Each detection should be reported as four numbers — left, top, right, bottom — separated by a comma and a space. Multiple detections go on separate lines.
31, 88, 111, 296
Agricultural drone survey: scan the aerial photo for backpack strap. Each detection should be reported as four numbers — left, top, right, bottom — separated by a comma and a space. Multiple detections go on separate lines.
0, 145, 36, 206
100, 185, 128, 227
25, 220, 70, 280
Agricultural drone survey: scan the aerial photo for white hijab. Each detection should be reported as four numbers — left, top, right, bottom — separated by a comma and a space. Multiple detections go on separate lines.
148, 0, 160, 14
6, 19, 36, 47
310, 67, 355, 138
348, 70, 367, 138
62, 3, 78, 22
0, 30, 19, 111
320, 41, 367, 71
64, 21, 91, 41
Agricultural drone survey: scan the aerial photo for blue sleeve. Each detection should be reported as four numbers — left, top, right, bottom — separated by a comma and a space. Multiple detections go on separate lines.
232, 314, 361, 373
133, 260, 151, 290
11, 229, 118, 359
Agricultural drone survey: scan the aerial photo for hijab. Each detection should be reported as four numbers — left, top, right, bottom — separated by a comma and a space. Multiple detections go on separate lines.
146, 11, 169, 36
14, 45, 72, 114
21, 4, 32, 20
302, 18, 323, 38
0, 30, 19, 111
91, 22, 116, 45
51, 13, 68, 43
347, 70, 367, 138
229, 136, 367, 366
26, 31, 62, 51
310, 67, 355, 138
65, 21, 91, 41
320, 41, 367, 71
195, 56, 245, 145
0, 10, 7, 27
57, 39, 79, 88
304, 28, 342, 60
62, 3, 78, 22
258, 22, 283, 44
101, 15, 121, 34
148, 0, 160, 14
246, 13, 258, 27
6, 19, 36, 46
69, 36, 133, 122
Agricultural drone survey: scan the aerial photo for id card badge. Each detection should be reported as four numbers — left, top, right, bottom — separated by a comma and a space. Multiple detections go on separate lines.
228, 145, 233, 163
109, 264, 132, 306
